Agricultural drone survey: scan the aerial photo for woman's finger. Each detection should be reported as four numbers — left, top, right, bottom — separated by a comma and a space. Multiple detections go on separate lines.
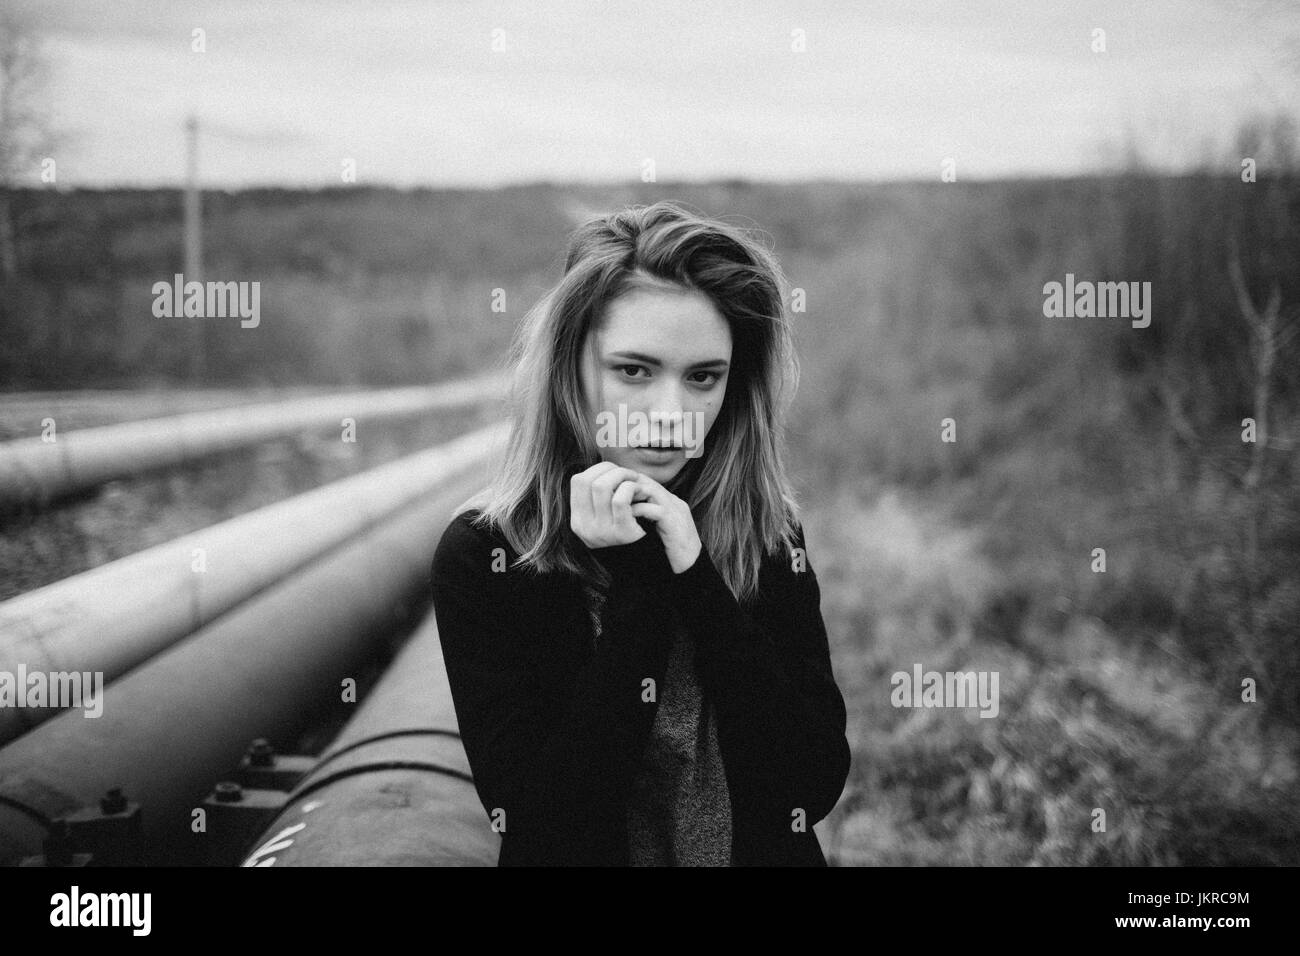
571, 463, 612, 529
573, 462, 623, 519
569, 471, 590, 528
631, 473, 671, 505
630, 501, 666, 521
590, 466, 643, 514
591, 466, 643, 492
610, 476, 640, 522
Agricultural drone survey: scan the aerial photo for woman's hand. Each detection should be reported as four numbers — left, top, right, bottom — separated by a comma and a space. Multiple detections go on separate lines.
569, 463, 703, 574
569, 462, 648, 548
629, 473, 702, 574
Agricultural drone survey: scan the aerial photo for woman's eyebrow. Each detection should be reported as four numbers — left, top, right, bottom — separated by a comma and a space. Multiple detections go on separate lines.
607, 350, 729, 370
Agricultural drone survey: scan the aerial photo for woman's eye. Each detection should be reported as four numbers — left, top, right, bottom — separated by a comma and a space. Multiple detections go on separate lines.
614, 365, 719, 386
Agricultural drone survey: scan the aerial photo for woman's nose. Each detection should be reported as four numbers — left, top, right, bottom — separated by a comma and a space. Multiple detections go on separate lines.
645, 387, 685, 442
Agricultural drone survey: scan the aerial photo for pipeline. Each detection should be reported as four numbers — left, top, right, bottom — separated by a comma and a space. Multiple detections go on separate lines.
0, 421, 508, 745
0, 371, 507, 509
239, 607, 497, 867
0, 467, 492, 865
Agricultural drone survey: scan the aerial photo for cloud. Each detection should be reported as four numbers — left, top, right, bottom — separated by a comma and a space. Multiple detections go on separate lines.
29, 0, 1300, 187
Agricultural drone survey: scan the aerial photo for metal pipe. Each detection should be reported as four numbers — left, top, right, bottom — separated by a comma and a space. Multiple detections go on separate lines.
239, 607, 497, 867
0, 421, 507, 745
0, 470, 490, 865
0, 372, 506, 508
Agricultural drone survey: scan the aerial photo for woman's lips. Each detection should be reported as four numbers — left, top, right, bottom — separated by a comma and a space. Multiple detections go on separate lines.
633, 445, 680, 459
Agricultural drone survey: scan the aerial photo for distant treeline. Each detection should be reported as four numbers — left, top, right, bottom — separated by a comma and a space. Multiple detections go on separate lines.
2, 178, 1296, 395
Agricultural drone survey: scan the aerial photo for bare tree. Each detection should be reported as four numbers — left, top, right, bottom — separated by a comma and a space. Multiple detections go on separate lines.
1226, 247, 1298, 683
0, 4, 54, 283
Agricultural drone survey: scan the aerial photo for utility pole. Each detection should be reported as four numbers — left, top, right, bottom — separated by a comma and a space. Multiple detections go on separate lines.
184, 114, 205, 382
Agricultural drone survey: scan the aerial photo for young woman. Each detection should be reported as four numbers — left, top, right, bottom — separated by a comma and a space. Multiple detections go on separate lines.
429, 200, 850, 866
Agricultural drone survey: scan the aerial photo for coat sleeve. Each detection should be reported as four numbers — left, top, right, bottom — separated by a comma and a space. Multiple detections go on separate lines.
668, 521, 851, 825
429, 514, 676, 837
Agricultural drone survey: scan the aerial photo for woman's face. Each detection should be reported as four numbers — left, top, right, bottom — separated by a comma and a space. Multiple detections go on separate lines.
579, 285, 732, 484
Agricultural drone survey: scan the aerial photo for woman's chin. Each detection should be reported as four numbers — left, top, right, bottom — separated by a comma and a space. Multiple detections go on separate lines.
633, 457, 683, 481
602, 448, 684, 479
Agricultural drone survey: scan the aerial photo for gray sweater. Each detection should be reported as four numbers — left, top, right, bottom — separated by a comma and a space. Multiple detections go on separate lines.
584, 584, 733, 865
630, 620, 734, 865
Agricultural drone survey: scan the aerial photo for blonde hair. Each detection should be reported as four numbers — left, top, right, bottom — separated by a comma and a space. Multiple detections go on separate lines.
462, 199, 802, 605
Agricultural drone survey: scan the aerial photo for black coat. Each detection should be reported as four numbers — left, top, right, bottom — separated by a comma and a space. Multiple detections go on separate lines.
429, 508, 851, 866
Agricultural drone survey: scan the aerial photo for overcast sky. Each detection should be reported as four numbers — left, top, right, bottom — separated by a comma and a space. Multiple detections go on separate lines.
19, 0, 1300, 188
